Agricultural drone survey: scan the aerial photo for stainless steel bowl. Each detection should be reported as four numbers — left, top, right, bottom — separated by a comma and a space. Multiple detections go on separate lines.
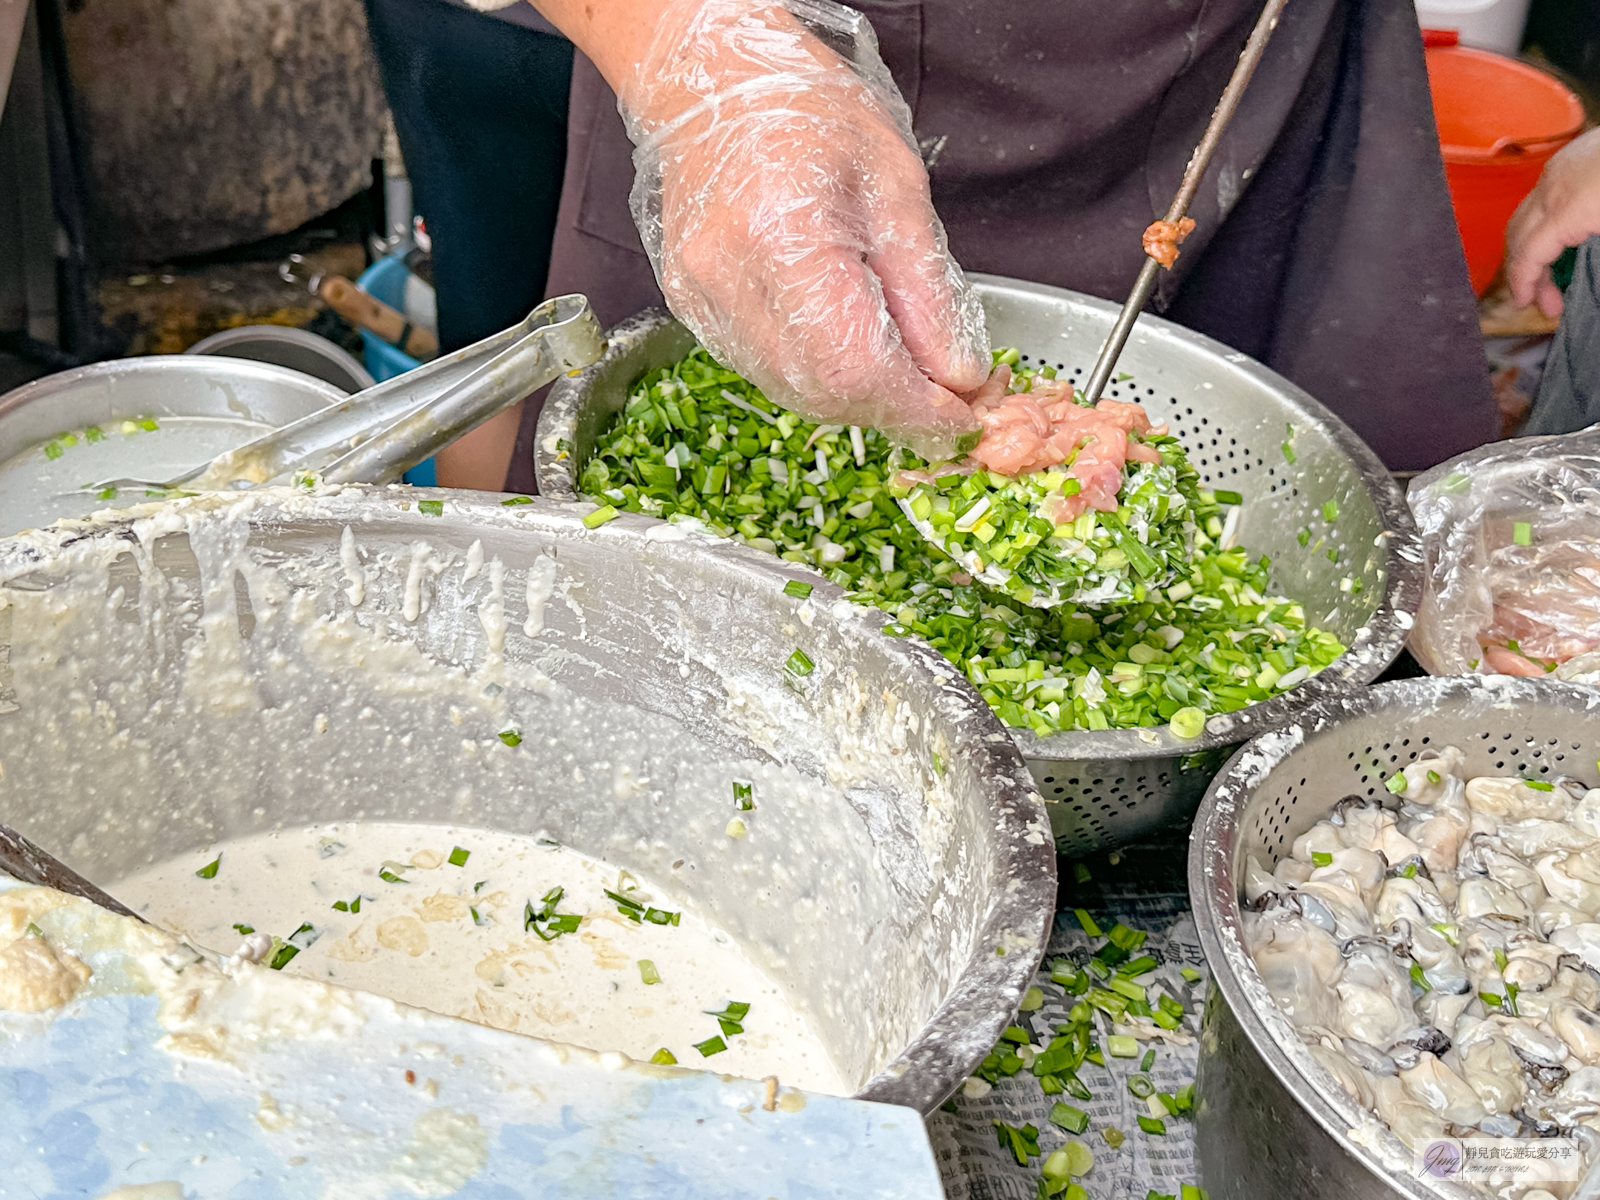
0, 356, 344, 534
1189, 675, 1600, 1199
534, 275, 1422, 855
0, 487, 1055, 1114
186, 325, 377, 394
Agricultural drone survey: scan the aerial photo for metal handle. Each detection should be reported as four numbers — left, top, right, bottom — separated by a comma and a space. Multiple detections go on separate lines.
189, 294, 603, 490
1080, 0, 1291, 404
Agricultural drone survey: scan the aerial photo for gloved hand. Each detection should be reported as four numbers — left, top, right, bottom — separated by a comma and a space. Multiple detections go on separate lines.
1506, 127, 1600, 319
616, 0, 990, 461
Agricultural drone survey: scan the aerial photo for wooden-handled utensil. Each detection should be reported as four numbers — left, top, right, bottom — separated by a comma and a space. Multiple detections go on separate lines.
319, 275, 438, 360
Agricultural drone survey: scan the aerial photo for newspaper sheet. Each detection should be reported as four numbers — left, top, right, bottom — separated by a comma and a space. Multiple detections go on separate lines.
928, 899, 1208, 1200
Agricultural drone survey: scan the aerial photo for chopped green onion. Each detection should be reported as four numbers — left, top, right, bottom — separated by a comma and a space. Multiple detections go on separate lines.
43, 441, 63, 460
1181, 967, 1202, 983
96, 487, 118, 501
84, 425, 103, 443
499, 729, 522, 747
1427, 769, 1442, 784
1075, 908, 1102, 937
379, 869, 406, 884
1128, 1074, 1155, 1099
1322, 500, 1339, 522
993, 1120, 1041, 1167
1140, 1048, 1156, 1072
1137, 1115, 1167, 1136
1410, 962, 1430, 991
733, 780, 754, 810
693, 1036, 727, 1057
1107, 977, 1146, 1002
448, 846, 470, 867
1385, 771, 1407, 794
1019, 986, 1044, 1012
232, 923, 254, 934
650, 1047, 677, 1065
1119, 956, 1158, 978
783, 579, 814, 599
1049, 1103, 1090, 1135
1311, 851, 1333, 867
195, 856, 221, 879
1525, 779, 1554, 792
501, 495, 533, 506
784, 648, 815, 677
582, 504, 619, 528
1282, 442, 1297, 464
138, 417, 159, 432
1107, 1035, 1139, 1058
268, 940, 300, 970
1107, 924, 1147, 952
1169, 707, 1205, 740
1073, 863, 1092, 885
1103, 1127, 1125, 1149
1513, 521, 1532, 546
638, 959, 662, 985
418, 499, 444, 516
1213, 490, 1242, 505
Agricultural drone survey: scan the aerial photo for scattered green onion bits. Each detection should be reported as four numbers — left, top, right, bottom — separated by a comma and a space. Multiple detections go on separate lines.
195, 856, 221, 879
578, 345, 1345, 734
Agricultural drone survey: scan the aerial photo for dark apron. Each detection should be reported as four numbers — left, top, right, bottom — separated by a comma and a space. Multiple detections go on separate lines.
507, 0, 1495, 488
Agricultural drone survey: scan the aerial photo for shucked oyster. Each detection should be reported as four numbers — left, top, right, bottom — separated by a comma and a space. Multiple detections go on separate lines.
1246, 749, 1600, 1183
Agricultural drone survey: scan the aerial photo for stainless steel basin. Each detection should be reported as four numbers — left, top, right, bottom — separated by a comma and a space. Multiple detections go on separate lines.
0, 487, 1055, 1113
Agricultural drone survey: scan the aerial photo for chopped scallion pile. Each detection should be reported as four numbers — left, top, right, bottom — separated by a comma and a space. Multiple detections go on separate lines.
579, 346, 1346, 737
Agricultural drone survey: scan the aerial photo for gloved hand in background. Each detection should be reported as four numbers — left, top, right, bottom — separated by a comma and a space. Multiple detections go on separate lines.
1506, 127, 1600, 319
609, 0, 990, 461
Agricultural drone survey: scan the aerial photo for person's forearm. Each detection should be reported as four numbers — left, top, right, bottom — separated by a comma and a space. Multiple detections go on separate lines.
528, 0, 672, 95
527, 0, 833, 124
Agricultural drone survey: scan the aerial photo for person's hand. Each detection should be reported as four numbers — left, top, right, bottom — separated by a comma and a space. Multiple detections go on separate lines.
616, 0, 989, 460
1506, 127, 1600, 319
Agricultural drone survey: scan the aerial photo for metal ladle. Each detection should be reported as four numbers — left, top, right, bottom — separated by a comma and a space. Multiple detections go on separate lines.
75, 293, 603, 496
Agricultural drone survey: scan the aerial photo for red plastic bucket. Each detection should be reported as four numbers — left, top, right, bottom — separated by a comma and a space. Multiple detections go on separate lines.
1423, 35, 1586, 295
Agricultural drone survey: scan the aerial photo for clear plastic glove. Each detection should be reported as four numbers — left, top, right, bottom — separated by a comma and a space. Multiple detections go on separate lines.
616, 0, 990, 461
1506, 127, 1600, 319
1408, 426, 1600, 682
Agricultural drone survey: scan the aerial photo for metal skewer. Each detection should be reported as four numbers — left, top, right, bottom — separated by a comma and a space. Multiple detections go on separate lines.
1080, 0, 1293, 404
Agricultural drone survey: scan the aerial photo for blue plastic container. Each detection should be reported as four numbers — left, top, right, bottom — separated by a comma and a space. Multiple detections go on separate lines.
355, 254, 435, 487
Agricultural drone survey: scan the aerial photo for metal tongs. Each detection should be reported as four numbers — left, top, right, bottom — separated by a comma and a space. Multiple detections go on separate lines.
79, 294, 603, 495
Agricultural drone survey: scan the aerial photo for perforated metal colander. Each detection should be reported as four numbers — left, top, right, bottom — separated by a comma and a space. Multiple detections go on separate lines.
1189, 675, 1600, 1200
535, 275, 1421, 854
